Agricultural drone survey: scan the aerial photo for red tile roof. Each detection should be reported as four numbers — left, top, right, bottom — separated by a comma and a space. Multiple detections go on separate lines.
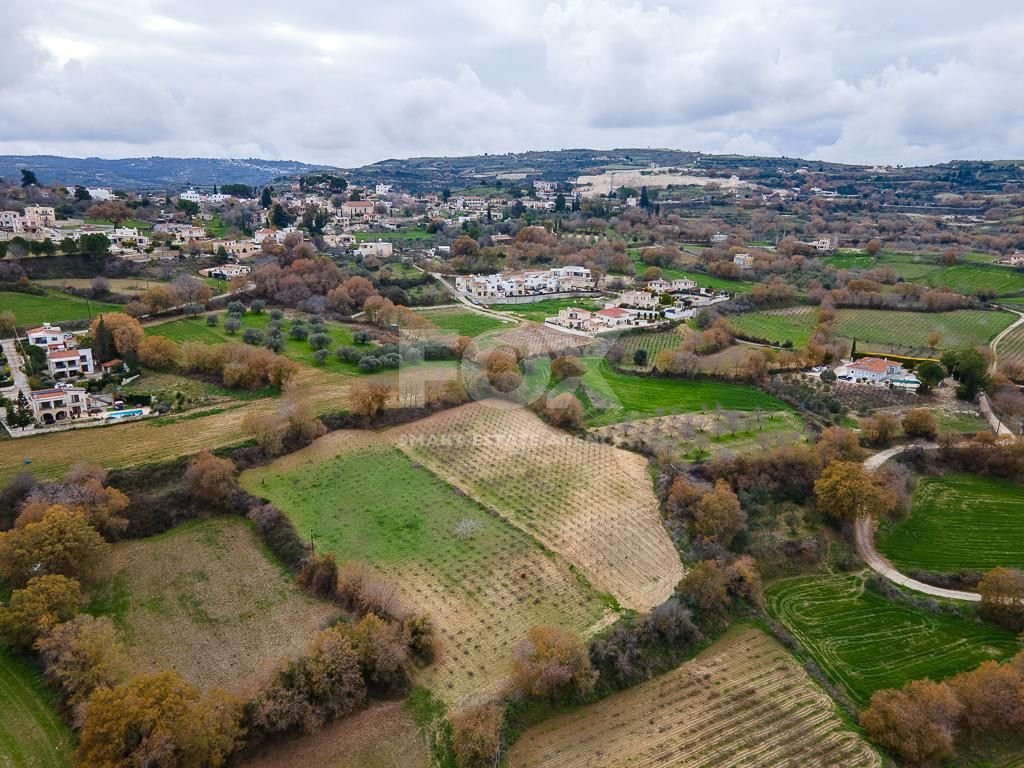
596, 307, 630, 318
47, 349, 81, 360
849, 357, 893, 374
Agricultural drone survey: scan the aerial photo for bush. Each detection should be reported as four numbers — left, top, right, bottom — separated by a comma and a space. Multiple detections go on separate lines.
308, 332, 331, 351
37, 614, 122, 716
269, 308, 284, 321
289, 324, 309, 340
137, 335, 180, 370
313, 349, 329, 366
451, 701, 504, 768
511, 625, 596, 702
227, 300, 245, 315
250, 299, 266, 314
299, 553, 338, 597
358, 356, 381, 371
0, 575, 82, 651
242, 327, 264, 345
224, 316, 242, 335
902, 408, 938, 440
206, 313, 219, 326
184, 450, 237, 511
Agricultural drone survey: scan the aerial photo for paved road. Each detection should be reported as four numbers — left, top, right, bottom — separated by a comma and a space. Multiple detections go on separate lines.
1, 337, 31, 399
854, 443, 981, 602
980, 306, 1024, 436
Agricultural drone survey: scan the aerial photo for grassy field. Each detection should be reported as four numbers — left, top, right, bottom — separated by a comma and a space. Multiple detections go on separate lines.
824, 250, 1024, 296
354, 229, 432, 241
489, 298, 604, 323
727, 306, 1015, 353
147, 312, 361, 374
395, 402, 683, 611
242, 436, 610, 703
766, 573, 1020, 706
876, 474, 1024, 572
87, 517, 337, 695
508, 625, 880, 768
995, 319, 1024, 371
553, 358, 789, 427
614, 328, 687, 366
418, 307, 510, 337
0, 647, 73, 768
1, 289, 121, 328
242, 700, 427, 768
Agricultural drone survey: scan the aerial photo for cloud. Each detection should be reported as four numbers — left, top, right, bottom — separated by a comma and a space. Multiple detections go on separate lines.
1, 0, 1022, 165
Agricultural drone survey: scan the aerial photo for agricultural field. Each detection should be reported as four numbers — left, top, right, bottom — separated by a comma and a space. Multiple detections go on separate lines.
479, 323, 593, 358
766, 573, 1020, 706
590, 409, 809, 461
37, 277, 161, 295
552, 357, 788, 427
489, 298, 604, 323
727, 305, 1015, 354
0, 366, 353, 483
147, 312, 362, 374
418, 307, 511, 337
355, 228, 432, 241
241, 435, 611, 703
614, 328, 686, 367
87, 517, 338, 695
1, 288, 121, 328
507, 625, 880, 768
824, 250, 1024, 297
0, 646, 73, 768
876, 474, 1024, 572
995, 319, 1024, 371
242, 701, 428, 768
395, 401, 684, 610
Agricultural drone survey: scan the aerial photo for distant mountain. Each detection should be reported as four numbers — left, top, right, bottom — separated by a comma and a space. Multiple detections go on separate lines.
0, 155, 341, 190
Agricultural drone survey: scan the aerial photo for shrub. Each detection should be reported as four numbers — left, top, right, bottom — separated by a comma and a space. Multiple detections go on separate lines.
313, 349, 329, 366
0, 575, 82, 651
511, 625, 596, 702
902, 408, 938, 440
250, 299, 266, 314
227, 300, 245, 315
347, 613, 408, 693
0, 506, 108, 587
860, 679, 962, 764
206, 313, 219, 326
37, 614, 122, 716
224, 316, 242, 335
242, 327, 264, 345
137, 335, 181, 370
184, 450, 237, 511
289, 324, 309, 340
299, 553, 338, 597
308, 332, 331, 351
269, 308, 284, 321
451, 701, 504, 768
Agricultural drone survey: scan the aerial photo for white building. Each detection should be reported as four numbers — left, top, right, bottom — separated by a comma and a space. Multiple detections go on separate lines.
26, 323, 67, 350
199, 264, 251, 279
0, 210, 24, 232
357, 240, 394, 259
179, 189, 202, 204
647, 277, 697, 294
47, 347, 95, 379
810, 238, 834, 252
733, 253, 754, 269
551, 307, 592, 330
618, 290, 659, 309
342, 200, 376, 218
29, 385, 89, 425
375, 183, 393, 195
86, 187, 115, 201
834, 357, 919, 389
533, 180, 558, 198
23, 206, 56, 229
109, 227, 149, 248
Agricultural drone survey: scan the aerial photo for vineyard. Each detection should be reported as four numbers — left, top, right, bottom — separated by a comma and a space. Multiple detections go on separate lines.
727, 306, 1015, 354
765, 573, 1020, 706
507, 625, 879, 768
996, 320, 1024, 371
87, 517, 338, 695
394, 401, 683, 610
876, 474, 1024, 572
590, 409, 808, 461
822, 251, 1024, 297
241, 435, 611, 704
0, 646, 73, 768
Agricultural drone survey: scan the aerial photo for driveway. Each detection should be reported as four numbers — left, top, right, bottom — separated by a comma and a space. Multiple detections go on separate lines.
854, 442, 981, 602
1, 337, 32, 399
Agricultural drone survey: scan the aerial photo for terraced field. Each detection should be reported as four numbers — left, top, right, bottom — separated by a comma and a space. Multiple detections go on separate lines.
876, 474, 1024, 572
507, 626, 880, 768
88, 517, 338, 695
243, 434, 611, 703
728, 306, 1014, 354
395, 400, 684, 610
766, 573, 1020, 706
0, 646, 73, 768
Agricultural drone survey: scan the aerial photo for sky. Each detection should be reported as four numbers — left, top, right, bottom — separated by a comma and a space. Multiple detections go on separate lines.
3, 1, 1023, 168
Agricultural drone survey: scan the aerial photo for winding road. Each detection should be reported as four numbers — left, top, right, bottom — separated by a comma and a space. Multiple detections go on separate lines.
854, 443, 981, 602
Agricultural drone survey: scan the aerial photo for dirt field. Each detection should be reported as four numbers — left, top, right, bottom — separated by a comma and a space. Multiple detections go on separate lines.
394, 400, 683, 610
507, 625, 880, 768
242, 701, 428, 768
242, 431, 613, 704
479, 322, 593, 358
88, 517, 338, 696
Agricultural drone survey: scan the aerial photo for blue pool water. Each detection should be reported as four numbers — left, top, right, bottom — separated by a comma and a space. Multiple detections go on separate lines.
104, 409, 144, 420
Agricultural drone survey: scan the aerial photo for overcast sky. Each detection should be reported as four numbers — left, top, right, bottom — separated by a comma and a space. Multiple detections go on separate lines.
3, 1, 1022, 167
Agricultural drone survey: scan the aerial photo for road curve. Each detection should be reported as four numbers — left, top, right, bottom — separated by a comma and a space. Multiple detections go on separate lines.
855, 443, 982, 602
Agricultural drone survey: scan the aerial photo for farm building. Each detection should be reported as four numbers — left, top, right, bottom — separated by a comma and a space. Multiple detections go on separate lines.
834, 357, 920, 389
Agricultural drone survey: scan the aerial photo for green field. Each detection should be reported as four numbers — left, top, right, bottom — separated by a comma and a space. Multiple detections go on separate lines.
2, 289, 121, 328
727, 306, 1014, 353
0, 647, 73, 768
614, 328, 687, 367
823, 250, 1024, 296
489, 297, 604, 322
539, 357, 788, 426
995, 320, 1024, 371
354, 229, 432, 241
876, 474, 1024, 572
766, 573, 1020, 706
148, 312, 360, 374
420, 308, 509, 337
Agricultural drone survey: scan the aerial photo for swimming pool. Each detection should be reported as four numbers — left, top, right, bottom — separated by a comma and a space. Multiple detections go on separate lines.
104, 409, 144, 420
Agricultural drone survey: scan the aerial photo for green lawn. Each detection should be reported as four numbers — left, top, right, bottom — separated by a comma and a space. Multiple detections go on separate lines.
727, 306, 1015, 353
2, 289, 121, 329
83, 217, 153, 230
420, 308, 509, 337
489, 297, 604, 322
538, 357, 788, 426
876, 474, 1024, 572
354, 229, 432, 241
0, 647, 73, 768
147, 312, 361, 374
765, 573, 1020, 706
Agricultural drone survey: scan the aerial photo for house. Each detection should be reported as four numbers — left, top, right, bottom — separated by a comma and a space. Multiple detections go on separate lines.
47, 347, 95, 379
533, 180, 558, 198
357, 240, 394, 259
26, 323, 67, 349
199, 264, 251, 279
0, 210, 24, 232
591, 307, 633, 329
29, 385, 89, 424
86, 187, 115, 201
834, 357, 919, 389
322, 233, 356, 248
550, 307, 592, 330
342, 200, 376, 218
179, 189, 202, 204
375, 183, 393, 195
733, 253, 754, 269
618, 290, 659, 310
491, 234, 513, 246
711, 232, 730, 243
647, 277, 697, 294
109, 227, 149, 248
23, 206, 56, 229
999, 252, 1024, 267
810, 238, 834, 252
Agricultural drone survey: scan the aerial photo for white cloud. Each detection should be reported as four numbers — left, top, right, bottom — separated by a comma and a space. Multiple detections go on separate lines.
1, 0, 1022, 165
